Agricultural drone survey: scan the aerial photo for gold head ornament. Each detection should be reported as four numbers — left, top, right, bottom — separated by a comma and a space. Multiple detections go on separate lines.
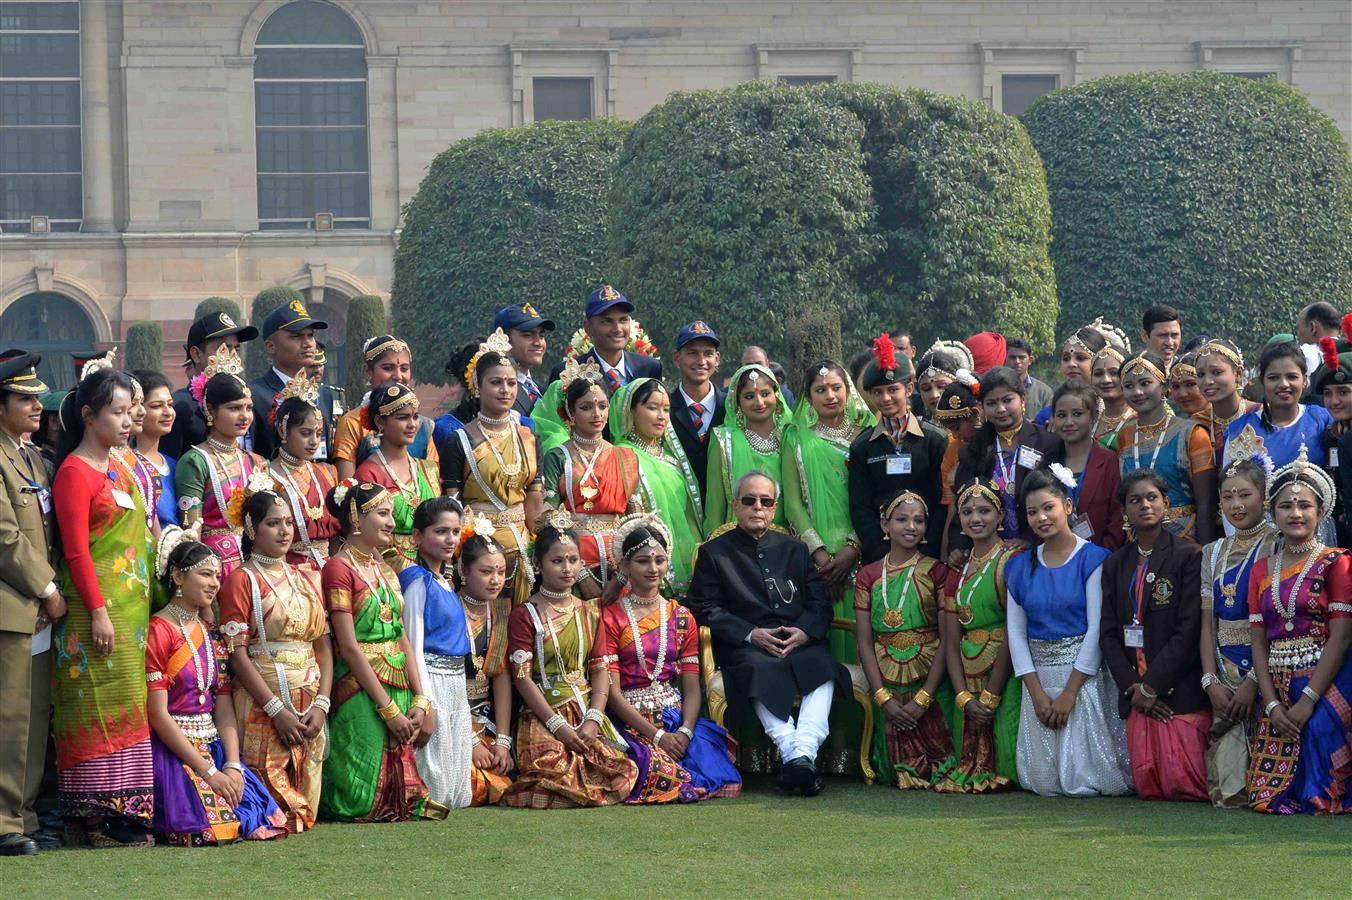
465, 329, 513, 397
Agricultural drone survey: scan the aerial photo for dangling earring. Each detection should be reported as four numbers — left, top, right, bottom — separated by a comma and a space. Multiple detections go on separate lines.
735, 409, 747, 428
205, 411, 214, 427
174, 585, 183, 599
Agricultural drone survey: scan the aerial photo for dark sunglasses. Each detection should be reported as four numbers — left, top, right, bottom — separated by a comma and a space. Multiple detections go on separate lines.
739, 496, 776, 508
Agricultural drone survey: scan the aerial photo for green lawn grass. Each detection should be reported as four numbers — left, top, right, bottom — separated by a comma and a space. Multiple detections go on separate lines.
5, 777, 1348, 898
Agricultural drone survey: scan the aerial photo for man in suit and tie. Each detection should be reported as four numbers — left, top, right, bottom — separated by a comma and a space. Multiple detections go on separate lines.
494, 303, 555, 416
668, 320, 726, 504
0, 353, 64, 855
249, 300, 338, 460
547, 285, 662, 388
161, 311, 258, 458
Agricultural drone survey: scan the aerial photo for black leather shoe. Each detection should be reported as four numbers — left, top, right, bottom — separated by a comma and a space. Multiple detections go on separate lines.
0, 833, 38, 856
778, 756, 813, 791
799, 772, 826, 797
26, 829, 63, 851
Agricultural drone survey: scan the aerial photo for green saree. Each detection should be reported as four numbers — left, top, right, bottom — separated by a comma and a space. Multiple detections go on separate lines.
702, 364, 790, 536
608, 379, 704, 591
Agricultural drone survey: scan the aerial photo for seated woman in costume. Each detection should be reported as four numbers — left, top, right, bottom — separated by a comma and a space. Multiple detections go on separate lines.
146, 526, 286, 845
594, 513, 741, 803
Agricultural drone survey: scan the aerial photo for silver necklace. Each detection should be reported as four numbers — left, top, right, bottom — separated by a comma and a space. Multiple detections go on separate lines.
1273, 541, 1322, 631
813, 419, 859, 445
540, 586, 574, 601
477, 411, 511, 429
744, 427, 780, 454
168, 603, 213, 705
571, 433, 602, 448
622, 593, 668, 684
250, 551, 286, 568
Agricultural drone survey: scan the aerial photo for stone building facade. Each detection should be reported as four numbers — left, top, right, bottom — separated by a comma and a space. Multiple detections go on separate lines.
2, 0, 1349, 388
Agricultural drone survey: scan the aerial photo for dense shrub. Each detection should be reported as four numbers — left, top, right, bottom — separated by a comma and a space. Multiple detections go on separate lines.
193, 296, 242, 326
246, 285, 304, 379
1022, 71, 1352, 353
125, 322, 163, 372
608, 83, 880, 363
343, 294, 386, 400
392, 119, 631, 384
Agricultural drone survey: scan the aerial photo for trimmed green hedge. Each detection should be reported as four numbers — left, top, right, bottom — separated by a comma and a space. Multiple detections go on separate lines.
247, 286, 304, 379
393, 119, 632, 384
125, 322, 163, 372
343, 294, 386, 400
608, 83, 880, 362
193, 296, 242, 326
1022, 71, 1352, 351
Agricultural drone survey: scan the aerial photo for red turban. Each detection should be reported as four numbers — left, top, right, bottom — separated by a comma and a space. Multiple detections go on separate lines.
965, 332, 1007, 375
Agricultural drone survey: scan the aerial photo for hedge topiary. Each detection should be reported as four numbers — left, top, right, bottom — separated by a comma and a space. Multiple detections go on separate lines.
816, 83, 1059, 354
1022, 71, 1352, 353
343, 294, 387, 401
193, 296, 242, 327
125, 322, 163, 372
782, 303, 843, 397
246, 285, 304, 379
608, 82, 880, 364
608, 81, 1059, 360
393, 119, 632, 384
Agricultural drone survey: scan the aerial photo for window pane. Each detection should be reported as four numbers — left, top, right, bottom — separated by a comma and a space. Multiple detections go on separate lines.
1001, 74, 1059, 116
255, 47, 366, 80
257, 127, 367, 174
0, 33, 79, 76
256, 0, 364, 46
0, 173, 82, 219
780, 74, 838, 86
0, 127, 81, 173
0, 2, 79, 30
257, 173, 369, 219
533, 78, 593, 122
256, 81, 366, 126
0, 81, 80, 126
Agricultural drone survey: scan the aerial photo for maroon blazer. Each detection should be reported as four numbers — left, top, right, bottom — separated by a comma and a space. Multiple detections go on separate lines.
1075, 444, 1124, 551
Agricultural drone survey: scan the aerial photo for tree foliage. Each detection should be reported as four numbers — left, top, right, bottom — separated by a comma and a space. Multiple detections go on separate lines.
246, 286, 303, 379
1022, 71, 1352, 352
392, 119, 632, 384
125, 322, 163, 373
193, 296, 242, 326
343, 294, 387, 400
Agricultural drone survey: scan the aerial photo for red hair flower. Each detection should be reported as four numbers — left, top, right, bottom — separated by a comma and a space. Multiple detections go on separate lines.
1320, 335, 1340, 373
872, 332, 898, 373
1341, 313, 1352, 346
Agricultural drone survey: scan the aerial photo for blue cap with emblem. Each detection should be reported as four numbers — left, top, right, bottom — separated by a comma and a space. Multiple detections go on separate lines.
262, 298, 328, 338
675, 320, 720, 351
494, 303, 556, 333
584, 285, 634, 319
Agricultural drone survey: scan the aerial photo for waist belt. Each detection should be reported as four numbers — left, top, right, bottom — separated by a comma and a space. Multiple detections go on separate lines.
1217, 618, 1252, 647
248, 641, 314, 667
359, 639, 403, 657
574, 513, 620, 531
622, 681, 681, 713
172, 712, 220, 743
469, 504, 526, 527
1269, 635, 1323, 672
425, 653, 466, 674
1029, 636, 1083, 667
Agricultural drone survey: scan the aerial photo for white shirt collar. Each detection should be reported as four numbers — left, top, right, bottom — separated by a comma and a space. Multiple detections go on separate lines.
679, 382, 716, 410
271, 366, 292, 386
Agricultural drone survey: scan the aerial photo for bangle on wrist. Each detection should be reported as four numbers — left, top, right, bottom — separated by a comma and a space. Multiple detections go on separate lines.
1301, 685, 1321, 704
223, 761, 246, 774
872, 687, 893, 706
913, 688, 934, 710
493, 734, 513, 750
262, 696, 285, 718
652, 729, 666, 745
545, 713, 566, 734
954, 690, 977, 708
1264, 699, 1283, 716
1200, 672, 1218, 690
310, 694, 331, 714
979, 689, 1002, 710
677, 725, 694, 740
411, 694, 433, 714
582, 708, 606, 727
202, 763, 219, 779
376, 700, 401, 721
1138, 682, 1158, 700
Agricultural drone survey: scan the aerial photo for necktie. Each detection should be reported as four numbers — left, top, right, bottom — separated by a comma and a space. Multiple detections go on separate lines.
522, 376, 540, 404
690, 401, 707, 441
606, 367, 622, 392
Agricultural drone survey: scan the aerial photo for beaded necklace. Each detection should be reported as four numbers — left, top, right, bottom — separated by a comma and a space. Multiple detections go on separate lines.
375, 447, 423, 507
745, 427, 780, 455
345, 545, 395, 623
167, 603, 213, 706
621, 593, 668, 684
1131, 410, 1175, 471
1272, 541, 1322, 632
878, 553, 917, 629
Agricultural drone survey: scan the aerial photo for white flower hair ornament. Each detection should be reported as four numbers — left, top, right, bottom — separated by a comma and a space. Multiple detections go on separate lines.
1048, 462, 1078, 492
155, 520, 206, 579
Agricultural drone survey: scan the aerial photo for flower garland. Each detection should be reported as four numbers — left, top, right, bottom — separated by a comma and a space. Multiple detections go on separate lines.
563, 320, 659, 361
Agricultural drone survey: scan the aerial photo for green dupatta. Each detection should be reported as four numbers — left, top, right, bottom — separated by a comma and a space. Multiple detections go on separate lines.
703, 364, 791, 535
608, 378, 703, 591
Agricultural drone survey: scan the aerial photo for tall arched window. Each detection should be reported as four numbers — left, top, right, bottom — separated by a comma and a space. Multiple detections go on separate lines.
0, 1, 83, 232
0, 293, 96, 390
254, 0, 369, 230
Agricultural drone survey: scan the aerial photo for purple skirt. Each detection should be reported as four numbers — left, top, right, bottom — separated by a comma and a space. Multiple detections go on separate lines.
619, 707, 742, 802
151, 735, 284, 842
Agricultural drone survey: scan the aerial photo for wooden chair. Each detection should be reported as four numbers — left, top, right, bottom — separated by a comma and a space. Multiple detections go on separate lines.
693, 524, 876, 782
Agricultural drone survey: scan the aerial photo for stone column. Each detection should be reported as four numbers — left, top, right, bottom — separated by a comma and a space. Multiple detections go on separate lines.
79, 0, 116, 231
365, 56, 399, 232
